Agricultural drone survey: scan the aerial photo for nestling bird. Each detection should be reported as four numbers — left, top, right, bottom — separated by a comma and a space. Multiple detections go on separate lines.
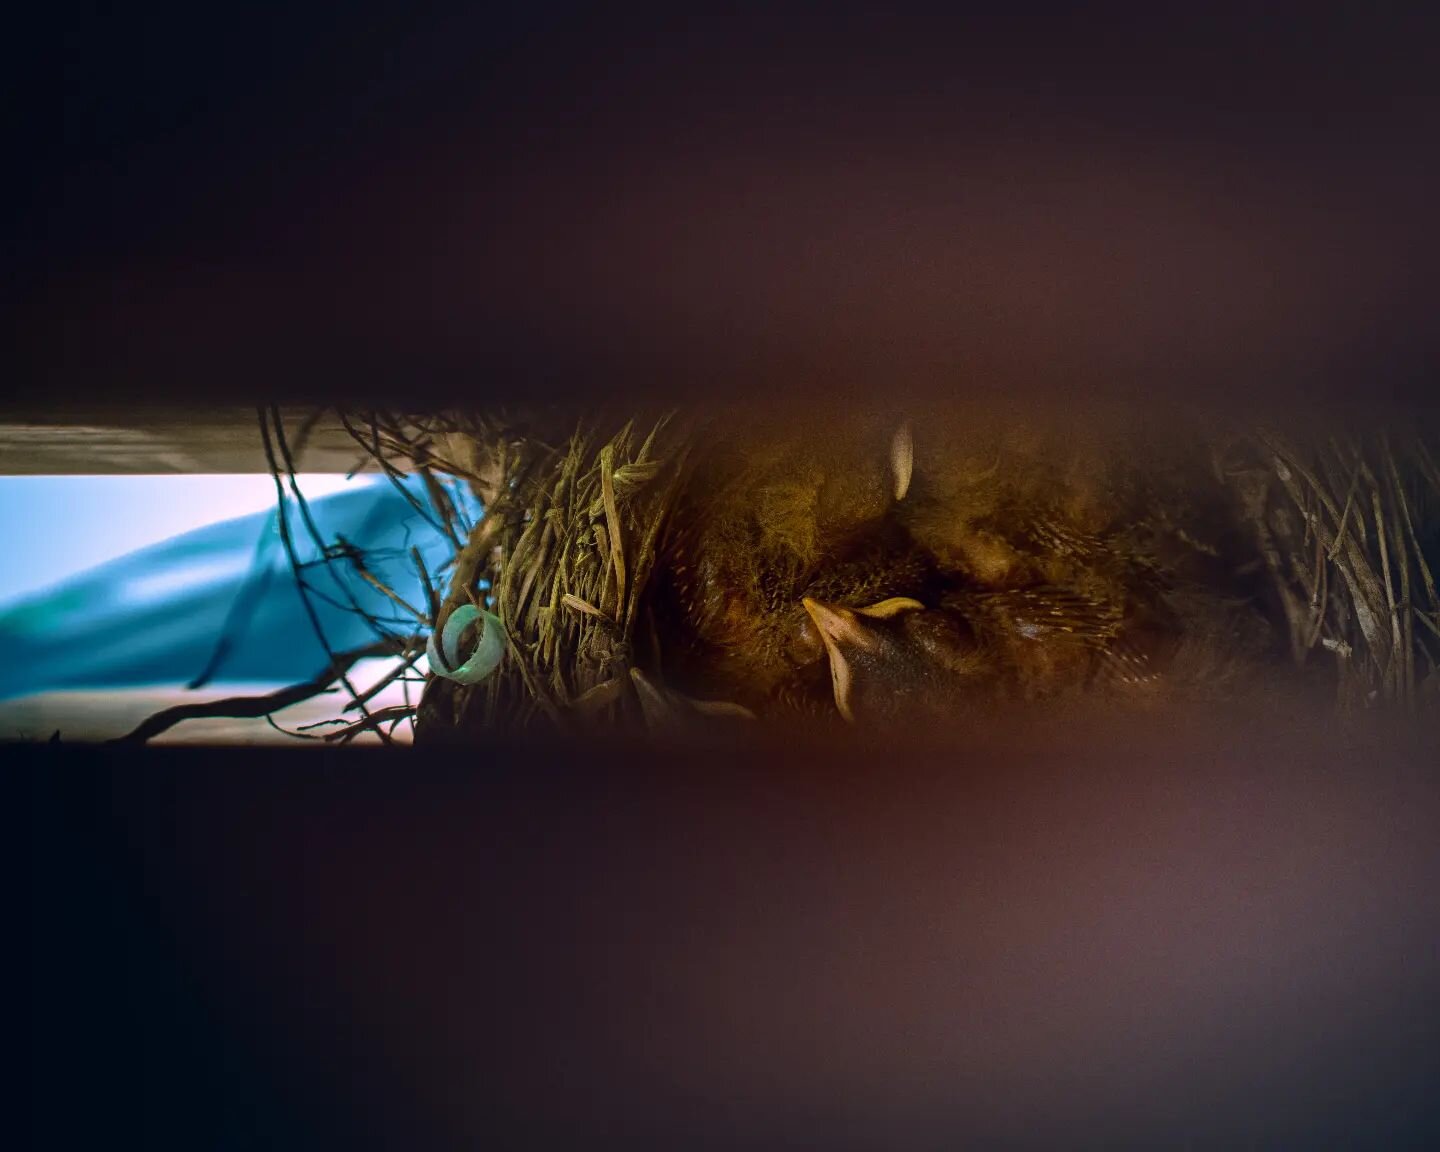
647, 406, 1277, 725
652, 416, 932, 714
800, 595, 989, 723
800, 584, 1130, 724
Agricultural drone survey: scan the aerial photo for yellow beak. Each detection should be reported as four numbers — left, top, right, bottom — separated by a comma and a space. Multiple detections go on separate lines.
801, 597, 860, 722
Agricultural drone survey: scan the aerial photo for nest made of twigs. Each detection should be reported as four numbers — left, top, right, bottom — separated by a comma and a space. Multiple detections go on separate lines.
380, 408, 696, 735
338, 408, 1440, 739
1219, 429, 1440, 710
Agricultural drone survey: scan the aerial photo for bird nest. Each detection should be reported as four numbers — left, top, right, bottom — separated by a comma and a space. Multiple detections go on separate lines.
115, 406, 1440, 745
340, 408, 1440, 739
387, 407, 699, 736
1220, 428, 1440, 710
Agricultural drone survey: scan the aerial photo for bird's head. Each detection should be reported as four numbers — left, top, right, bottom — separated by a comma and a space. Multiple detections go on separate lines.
800, 594, 989, 725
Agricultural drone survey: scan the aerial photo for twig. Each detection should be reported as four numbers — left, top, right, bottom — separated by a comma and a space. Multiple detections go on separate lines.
324, 704, 415, 744
1260, 432, 1390, 676
260, 408, 389, 743
1304, 526, 1328, 653
338, 410, 453, 540
1380, 436, 1415, 703
419, 466, 465, 551
112, 640, 400, 745
352, 565, 428, 625
600, 444, 627, 612
1328, 461, 1362, 561
1385, 436, 1439, 612
1371, 485, 1402, 697
412, 545, 440, 625
342, 642, 425, 713
264, 713, 325, 740
270, 406, 390, 644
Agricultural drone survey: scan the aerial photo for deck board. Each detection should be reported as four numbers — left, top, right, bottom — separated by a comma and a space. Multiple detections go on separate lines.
0, 407, 369, 474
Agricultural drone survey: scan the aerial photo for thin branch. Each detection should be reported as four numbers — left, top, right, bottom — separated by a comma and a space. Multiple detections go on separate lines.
351, 564, 428, 625
1385, 435, 1439, 612
341, 643, 425, 713
112, 641, 400, 745
412, 546, 440, 625
337, 410, 453, 540
1371, 485, 1402, 696
259, 407, 389, 743
270, 405, 390, 644
324, 704, 415, 744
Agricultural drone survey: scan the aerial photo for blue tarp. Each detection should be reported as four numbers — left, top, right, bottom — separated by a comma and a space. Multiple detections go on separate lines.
0, 476, 479, 700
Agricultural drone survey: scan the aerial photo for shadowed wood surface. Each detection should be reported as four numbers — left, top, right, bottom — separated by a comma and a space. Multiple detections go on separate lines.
0, 407, 363, 474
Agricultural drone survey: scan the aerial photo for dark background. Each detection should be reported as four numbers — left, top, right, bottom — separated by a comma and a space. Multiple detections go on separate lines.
7, 3, 1440, 414
14, 3, 1440, 1147
20, 715, 1440, 1149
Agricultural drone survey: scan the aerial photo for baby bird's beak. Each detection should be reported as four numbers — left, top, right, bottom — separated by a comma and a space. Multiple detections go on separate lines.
801, 597, 872, 651
802, 598, 864, 722
802, 596, 927, 723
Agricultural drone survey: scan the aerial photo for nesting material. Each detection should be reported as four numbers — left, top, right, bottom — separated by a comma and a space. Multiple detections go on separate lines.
335, 407, 1440, 739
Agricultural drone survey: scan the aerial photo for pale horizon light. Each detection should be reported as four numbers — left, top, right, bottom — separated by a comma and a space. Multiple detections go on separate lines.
0, 473, 376, 607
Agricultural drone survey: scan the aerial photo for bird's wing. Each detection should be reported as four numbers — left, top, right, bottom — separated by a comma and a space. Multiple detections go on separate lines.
960, 586, 1125, 647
